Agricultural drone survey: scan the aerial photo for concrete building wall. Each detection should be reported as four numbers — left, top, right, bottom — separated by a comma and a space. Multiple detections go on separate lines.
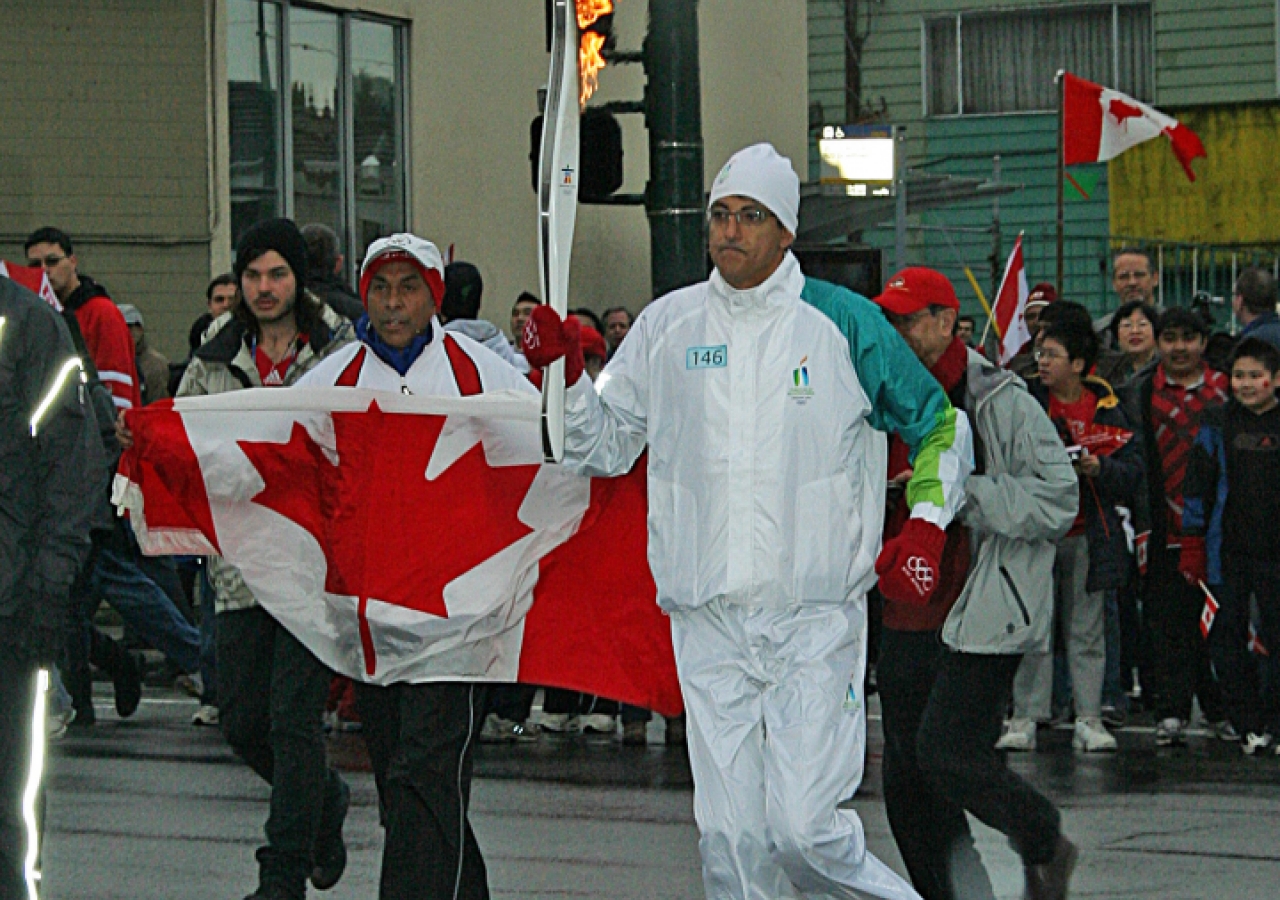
1, 0, 809, 358
0, 0, 216, 360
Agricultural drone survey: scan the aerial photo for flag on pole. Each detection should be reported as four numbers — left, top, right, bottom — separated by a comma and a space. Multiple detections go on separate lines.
993, 234, 1029, 365
1061, 72, 1206, 181
0, 261, 61, 310
1199, 581, 1220, 639
1248, 623, 1268, 657
114, 388, 683, 715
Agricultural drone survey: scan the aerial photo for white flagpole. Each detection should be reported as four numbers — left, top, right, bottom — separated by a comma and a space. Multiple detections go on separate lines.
537, 0, 581, 463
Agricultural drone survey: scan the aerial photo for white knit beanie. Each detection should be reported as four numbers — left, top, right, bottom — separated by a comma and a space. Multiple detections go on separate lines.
707, 143, 800, 235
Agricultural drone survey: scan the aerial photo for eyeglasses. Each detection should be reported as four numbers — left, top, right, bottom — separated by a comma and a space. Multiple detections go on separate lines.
1033, 348, 1068, 362
27, 254, 67, 269
707, 206, 773, 228
884, 308, 934, 328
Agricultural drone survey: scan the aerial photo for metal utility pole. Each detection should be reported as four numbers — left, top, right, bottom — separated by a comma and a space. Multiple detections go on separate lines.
644, 0, 705, 298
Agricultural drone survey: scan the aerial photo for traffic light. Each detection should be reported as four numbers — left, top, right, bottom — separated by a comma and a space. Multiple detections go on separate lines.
529, 107, 624, 202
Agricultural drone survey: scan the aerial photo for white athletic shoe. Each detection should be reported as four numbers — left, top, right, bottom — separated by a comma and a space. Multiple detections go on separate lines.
1155, 717, 1186, 747
579, 713, 617, 735
1242, 732, 1274, 756
536, 712, 578, 733
191, 704, 220, 727
1072, 717, 1118, 752
995, 718, 1036, 751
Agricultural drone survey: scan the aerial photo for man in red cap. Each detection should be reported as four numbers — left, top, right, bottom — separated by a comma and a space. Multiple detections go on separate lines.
299, 232, 538, 900
873, 268, 1080, 900
1007, 282, 1057, 378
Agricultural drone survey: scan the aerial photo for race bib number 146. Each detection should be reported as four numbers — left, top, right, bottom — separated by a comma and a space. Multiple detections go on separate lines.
686, 345, 727, 369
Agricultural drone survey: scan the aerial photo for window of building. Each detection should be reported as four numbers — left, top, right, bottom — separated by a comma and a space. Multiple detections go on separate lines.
228, 0, 407, 279
925, 3, 1152, 116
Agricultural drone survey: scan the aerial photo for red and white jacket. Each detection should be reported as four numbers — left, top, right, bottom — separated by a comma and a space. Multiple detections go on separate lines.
298, 318, 534, 400
65, 278, 141, 411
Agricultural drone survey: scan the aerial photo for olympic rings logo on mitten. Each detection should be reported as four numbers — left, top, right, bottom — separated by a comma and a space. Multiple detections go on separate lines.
905, 556, 935, 597
523, 319, 541, 350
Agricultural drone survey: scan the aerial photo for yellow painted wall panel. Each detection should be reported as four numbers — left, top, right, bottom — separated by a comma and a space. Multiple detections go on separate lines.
1110, 104, 1280, 244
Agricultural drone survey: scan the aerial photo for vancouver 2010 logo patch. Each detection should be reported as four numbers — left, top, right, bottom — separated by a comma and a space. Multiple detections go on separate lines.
787, 356, 814, 404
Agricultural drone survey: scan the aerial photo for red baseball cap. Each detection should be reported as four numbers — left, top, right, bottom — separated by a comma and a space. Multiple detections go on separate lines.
873, 268, 959, 316
1026, 282, 1057, 310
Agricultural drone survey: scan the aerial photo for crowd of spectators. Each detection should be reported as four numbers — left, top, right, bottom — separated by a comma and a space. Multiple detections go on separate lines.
5, 212, 1278, 900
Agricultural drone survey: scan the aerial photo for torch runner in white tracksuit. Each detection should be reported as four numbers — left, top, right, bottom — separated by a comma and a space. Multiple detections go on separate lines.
522, 143, 973, 900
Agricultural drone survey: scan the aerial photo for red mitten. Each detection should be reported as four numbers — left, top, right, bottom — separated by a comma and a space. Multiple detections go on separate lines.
875, 518, 947, 605
1178, 536, 1208, 586
522, 305, 585, 385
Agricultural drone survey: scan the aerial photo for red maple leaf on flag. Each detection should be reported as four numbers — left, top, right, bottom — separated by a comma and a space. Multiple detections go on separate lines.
1107, 97, 1145, 124
238, 401, 539, 674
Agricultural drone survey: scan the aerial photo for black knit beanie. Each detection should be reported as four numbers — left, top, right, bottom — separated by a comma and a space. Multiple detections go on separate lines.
234, 218, 309, 292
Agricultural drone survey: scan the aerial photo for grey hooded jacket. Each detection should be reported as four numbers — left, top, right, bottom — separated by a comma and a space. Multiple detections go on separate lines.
443, 318, 530, 372
942, 350, 1078, 655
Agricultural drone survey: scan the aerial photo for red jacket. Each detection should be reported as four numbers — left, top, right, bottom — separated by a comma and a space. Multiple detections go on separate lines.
65, 277, 141, 411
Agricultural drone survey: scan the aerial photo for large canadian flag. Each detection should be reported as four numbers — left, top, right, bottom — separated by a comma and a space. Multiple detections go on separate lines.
992, 234, 1029, 366
0, 260, 61, 309
114, 387, 683, 715
1062, 72, 1206, 181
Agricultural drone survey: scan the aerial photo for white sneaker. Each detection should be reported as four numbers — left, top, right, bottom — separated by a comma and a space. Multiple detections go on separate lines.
1073, 717, 1118, 752
1242, 732, 1274, 756
537, 712, 578, 733
579, 713, 616, 735
1155, 717, 1186, 747
995, 718, 1036, 751
191, 704, 219, 727
47, 707, 76, 741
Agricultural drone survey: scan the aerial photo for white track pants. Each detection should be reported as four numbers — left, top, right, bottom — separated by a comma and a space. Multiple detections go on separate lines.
671, 598, 921, 900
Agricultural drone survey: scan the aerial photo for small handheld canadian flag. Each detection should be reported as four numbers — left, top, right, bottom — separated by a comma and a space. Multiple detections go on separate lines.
1198, 580, 1219, 639
992, 234, 1029, 366
1061, 72, 1206, 181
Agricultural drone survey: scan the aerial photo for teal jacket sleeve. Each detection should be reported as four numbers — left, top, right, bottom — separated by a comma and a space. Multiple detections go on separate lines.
802, 277, 973, 526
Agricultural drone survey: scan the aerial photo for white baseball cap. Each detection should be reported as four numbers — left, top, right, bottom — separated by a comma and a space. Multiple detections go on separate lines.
358, 233, 446, 307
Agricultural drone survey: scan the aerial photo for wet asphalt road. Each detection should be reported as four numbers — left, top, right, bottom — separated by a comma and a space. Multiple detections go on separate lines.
39, 686, 1280, 900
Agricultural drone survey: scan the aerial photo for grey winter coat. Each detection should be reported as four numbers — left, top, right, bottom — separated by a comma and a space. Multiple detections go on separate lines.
443, 318, 530, 372
941, 351, 1078, 655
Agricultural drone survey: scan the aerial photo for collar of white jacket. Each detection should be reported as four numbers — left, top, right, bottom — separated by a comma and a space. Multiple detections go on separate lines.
710, 251, 803, 313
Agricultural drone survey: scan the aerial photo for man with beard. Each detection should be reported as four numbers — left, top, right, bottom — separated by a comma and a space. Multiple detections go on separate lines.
122, 218, 356, 900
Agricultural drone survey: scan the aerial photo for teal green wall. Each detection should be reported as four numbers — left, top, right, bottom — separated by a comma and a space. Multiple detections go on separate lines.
808, 0, 1280, 316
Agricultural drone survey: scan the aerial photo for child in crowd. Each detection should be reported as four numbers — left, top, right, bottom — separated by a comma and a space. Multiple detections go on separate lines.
1182, 337, 1280, 755
998, 315, 1143, 753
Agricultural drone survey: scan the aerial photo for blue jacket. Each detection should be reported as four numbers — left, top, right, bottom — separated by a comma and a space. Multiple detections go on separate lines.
1183, 403, 1230, 584
1240, 312, 1280, 352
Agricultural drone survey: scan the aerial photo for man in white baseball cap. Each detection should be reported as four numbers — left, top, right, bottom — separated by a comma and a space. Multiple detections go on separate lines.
524, 143, 971, 900
299, 232, 536, 899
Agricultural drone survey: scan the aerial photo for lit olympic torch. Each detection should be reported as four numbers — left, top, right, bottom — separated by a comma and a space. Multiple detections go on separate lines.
537, 0, 613, 462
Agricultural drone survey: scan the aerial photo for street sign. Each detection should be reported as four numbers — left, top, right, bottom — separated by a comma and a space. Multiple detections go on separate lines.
819, 124, 896, 197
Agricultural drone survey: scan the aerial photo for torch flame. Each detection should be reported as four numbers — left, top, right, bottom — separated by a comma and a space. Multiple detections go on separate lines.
576, 0, 613, 108
576, 0, 613, 30
579, 31, 607, 107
